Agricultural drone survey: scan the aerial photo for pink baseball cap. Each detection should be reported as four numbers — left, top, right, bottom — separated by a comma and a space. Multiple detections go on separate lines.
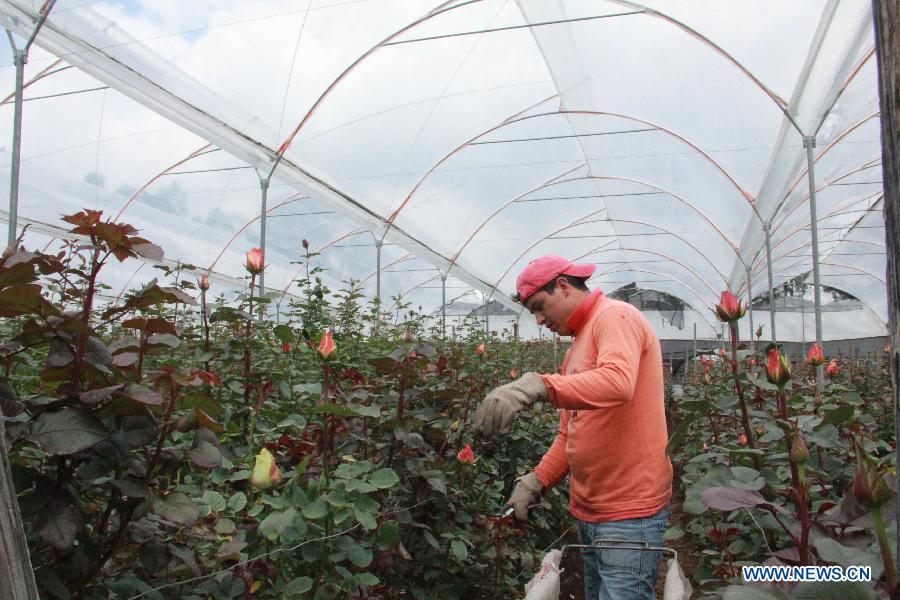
514, 255, 596, 303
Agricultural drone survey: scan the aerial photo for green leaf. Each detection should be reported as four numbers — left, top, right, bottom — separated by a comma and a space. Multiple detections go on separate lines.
302, 497, 329, 519
807, 424, 839, 449
376, 520, 399, 549
666, 412, 700, 455
814, 537, 877, 572
792, 581, 875, 599
369, 468, 400, 489
722, 585, 785, 599
284, 577, 313, 597
152, 492, 200, 526
663, 526, 684, 541
426, 476, 447, 494
354, 507, 377, 531
228, 492, 247, 513
450, 539, 468, 561
259, 509, 296, 541
202, 491, 226, 513
273, 325, 294, 342
346, 541, 373, 567
32, 407, 108, 455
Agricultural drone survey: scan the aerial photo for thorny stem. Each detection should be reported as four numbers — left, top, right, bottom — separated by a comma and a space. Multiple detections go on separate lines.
777, 387, 810, 564
872, 505, 897, 593
729, 323, 760, 470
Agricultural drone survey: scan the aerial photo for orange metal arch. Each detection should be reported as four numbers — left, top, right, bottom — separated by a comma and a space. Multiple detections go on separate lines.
275, 0, 483, 160
113, 144, 217, 221
387, 107, 755, 229
278, 227, 366, 297
205, 193, 307, 273
450, 173, 740, 273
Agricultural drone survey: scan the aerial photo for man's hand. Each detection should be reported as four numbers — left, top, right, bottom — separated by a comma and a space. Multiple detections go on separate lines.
507, 472, 543, 521
474, 372, 548, 436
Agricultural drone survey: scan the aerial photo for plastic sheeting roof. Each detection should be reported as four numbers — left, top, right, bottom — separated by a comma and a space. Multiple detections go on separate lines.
0, 0, 886, 340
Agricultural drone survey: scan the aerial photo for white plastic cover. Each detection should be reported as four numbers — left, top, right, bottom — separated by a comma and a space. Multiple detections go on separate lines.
0, 0, 886, 339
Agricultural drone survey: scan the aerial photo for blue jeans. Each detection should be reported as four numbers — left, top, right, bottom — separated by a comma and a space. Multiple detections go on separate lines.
577, 505, 669, 600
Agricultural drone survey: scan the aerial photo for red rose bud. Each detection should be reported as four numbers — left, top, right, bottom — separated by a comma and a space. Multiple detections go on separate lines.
852, 439, 891, 508
745, 357, 757, 367
302, 238, 309, 249
714, 290, 747, 323
701, 442, 709, 452
789, 429, 809, 464
475, 343, 486, 356
884, 344, 892, 354
457, 444, 475, 464
281, 342, 291, 354
250, 448, 282, 490
198, 274, 210, 291
245, 247, 264, 275
509, 368, 520, 379
765, 347, 792, 387
738, 433, 748, 446
805, 343, 825, 366
317, 330, 335, 359
825, 359, 839, 378
718, 348, 727, 359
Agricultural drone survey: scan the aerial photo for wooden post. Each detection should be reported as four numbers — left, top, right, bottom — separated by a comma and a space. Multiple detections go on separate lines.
0, 419, 40, 599
873, 0, 900, 586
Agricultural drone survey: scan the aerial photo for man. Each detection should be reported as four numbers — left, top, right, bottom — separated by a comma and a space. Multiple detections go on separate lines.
474, 255, 672, 600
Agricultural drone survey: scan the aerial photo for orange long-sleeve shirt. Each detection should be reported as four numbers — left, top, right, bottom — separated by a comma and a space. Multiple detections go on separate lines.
534, 290, 672, 522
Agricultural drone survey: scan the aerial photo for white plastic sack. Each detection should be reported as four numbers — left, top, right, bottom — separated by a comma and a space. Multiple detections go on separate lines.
524, 549, 562, 600
663, 557, 693, 600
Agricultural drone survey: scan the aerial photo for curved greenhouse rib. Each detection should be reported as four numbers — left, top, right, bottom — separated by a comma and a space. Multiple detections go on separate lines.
773, 261, 885, 286
388, 107, 754, 228
274, 0, 483, 160
386, 273, 442, 313
358, 253, 415, 286
604, 1, 787, 108
205, 193, 306, 273
773, 112, 880, 213
278, 227, 365, 297
451, 174, 739, 272
590, 267, 718, 330
770, 157, 882, 234
577, 246, 719, 296
766, 190, 884, 260
385, 95, 559, 224
113, 143, 217, 221
491, 214, 729, 292
1, 58, 65, 105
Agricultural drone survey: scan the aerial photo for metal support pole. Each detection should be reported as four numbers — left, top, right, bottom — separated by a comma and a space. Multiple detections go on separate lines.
765, 224, 777, 343
746, 265, 754, 349
6, 2, 59, 248
804, 135, 825, 391
258, 177, 269, 302
440, 273, 447, 339
6, 47, 25, 247
483, 295, 489, 334
692, 322, 697, 370
375, 239, 383, 307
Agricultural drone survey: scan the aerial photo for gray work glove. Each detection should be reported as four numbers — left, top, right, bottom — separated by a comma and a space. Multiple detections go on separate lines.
474, 372, 548, 437
507, 471, 543, 521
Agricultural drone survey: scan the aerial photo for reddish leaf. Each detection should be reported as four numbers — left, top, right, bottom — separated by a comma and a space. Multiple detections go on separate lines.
700, 486, 766, 511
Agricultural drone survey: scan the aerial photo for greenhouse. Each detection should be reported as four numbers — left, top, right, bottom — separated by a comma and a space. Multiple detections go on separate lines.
0, 1, 897, 599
